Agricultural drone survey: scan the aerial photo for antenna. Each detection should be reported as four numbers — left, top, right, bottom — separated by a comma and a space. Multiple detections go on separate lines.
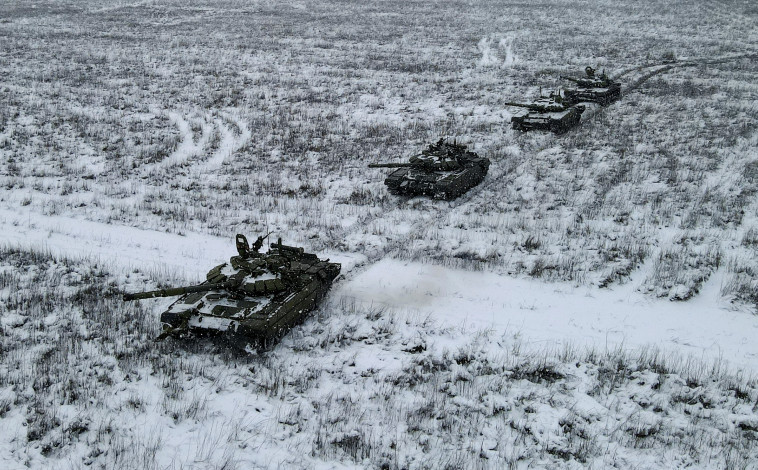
264, 214, 270, 248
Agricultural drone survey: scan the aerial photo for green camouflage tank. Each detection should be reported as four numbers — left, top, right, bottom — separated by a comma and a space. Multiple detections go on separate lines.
560, 66, 622, 106
123, 234, 341, 348
369, 139, 490, 199
504, 92, 585, 134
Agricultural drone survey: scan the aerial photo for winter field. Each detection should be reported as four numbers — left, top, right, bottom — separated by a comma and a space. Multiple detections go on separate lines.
1, 0, 758, 468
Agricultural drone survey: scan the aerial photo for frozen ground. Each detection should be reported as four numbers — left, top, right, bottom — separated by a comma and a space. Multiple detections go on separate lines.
1, 0, 758, 468
2, 209, 758, 469
3, 207, 756, 370
2, 243, 758, 470
339, 259, 758, 370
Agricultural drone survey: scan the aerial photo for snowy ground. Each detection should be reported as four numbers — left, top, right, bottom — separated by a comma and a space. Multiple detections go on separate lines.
1, 0, 758, 468
2, 244, 758, 470
339, 259, 758, 371
3, 206, 757, 371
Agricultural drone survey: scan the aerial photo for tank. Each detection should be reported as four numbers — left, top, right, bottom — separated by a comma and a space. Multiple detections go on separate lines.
368, 139, 490, 199
560, 66, 622, 106
123, 233, 341, 348
505, 92, 585, 134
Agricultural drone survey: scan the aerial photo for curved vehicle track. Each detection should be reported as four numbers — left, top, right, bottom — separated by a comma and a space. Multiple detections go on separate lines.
139, 110, 251, 179
619, 52, 757, 94
580, 52, 756, 124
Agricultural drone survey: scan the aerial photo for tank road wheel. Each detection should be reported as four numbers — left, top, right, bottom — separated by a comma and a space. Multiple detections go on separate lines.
434, 191, 453, 200
573, 113, 583, 129
550, 122, 566, 135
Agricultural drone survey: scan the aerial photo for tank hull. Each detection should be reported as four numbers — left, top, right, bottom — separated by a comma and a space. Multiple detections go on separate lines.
383, 159, 490, 199
511, 105, 585, 134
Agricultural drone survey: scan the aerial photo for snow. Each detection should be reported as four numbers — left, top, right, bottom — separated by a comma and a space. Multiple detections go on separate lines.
188, 315, 234, 330
0, 206, 360, 283
1, 0, 757, 467
0, 207, 230, 282
337, 259, 758, 371
3, 200, 756, 372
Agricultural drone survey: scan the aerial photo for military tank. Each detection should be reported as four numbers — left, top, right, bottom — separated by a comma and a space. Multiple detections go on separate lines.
123, 233, 341, 348
368, 139, 490, 200
560, 66, 622, 106
505, 92, 585, 134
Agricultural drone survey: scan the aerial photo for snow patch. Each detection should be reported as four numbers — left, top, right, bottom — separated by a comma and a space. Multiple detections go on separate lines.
336, 259, 758, 370
478, 35, 518, 68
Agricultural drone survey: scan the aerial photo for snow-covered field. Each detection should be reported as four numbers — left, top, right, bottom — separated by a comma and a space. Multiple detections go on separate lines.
1, 0, 757, 468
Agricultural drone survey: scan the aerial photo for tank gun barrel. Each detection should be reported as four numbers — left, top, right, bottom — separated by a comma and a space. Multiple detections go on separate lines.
123, 279, 238, 301
271, 238, 305, 256
368, 162, 414, 168
504, 101, 565, 112
503, 101, 534, 109
560, 75, 581, 83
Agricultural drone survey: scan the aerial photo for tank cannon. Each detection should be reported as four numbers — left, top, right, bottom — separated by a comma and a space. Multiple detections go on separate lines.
123, 280, 239, 301
369, 162, 415, 168
369, 158, 461, 172
123, 273, 287, 302
503, 100, 570, 114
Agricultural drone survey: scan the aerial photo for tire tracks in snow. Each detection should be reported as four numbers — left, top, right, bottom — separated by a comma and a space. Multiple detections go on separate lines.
191, 113, 252, 176
581, 52, 757, 126
6, 53, 755, 298
141, 110, 251, 178
150, 112, 209, 171
581, 52, 758, 289
0, 207, 232, 281
620, 52, 758, 94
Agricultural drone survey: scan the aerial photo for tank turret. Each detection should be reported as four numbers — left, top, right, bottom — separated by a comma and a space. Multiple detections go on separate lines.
560, 68, 616, 89
560, 75, 596, 87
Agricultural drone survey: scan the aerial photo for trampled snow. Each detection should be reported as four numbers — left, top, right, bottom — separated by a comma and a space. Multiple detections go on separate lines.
3, 203, 755, 372
337, 259, 758, 371
2, 0, 757, 467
